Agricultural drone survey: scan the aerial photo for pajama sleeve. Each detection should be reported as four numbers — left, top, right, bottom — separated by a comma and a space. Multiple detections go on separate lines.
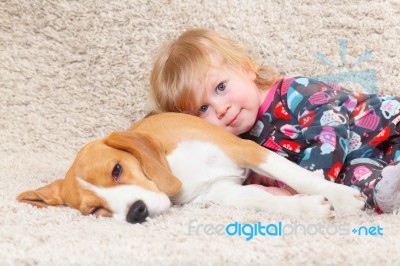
285, 78, 353, 181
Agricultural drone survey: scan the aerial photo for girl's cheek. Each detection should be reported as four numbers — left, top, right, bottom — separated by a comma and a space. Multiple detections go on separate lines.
203, 114, 222, 127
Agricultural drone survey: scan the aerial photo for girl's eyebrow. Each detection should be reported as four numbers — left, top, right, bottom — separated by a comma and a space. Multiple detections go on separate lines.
205, 71, 220, 92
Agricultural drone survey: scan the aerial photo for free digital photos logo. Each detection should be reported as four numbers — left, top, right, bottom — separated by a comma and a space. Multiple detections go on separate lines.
313, 38, 377, 93
187, 220, 384, 241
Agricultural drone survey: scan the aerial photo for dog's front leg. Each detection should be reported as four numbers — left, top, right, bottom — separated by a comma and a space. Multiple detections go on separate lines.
198, 180, 335, 218
254, 152, 365, 215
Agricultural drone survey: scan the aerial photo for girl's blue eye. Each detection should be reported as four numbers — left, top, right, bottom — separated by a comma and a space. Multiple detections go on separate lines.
199, 105, 208, 113
216, 82, 226, 92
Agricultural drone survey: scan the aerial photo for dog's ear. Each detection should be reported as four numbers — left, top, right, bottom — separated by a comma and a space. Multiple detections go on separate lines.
105, 131, 182, 196
16, 179, 65, 208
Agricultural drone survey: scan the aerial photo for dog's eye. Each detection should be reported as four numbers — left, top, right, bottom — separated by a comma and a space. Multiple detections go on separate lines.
112, 163, 123, 182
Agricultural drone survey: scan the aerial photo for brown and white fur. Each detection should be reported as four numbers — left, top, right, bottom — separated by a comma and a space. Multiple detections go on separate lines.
17, 113, 365, 223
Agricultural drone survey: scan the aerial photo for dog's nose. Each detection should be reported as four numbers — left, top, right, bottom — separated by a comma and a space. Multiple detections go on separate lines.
126, 200, 149, 224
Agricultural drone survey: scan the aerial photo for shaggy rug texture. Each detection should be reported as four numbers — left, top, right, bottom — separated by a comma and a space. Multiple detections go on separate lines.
1, 0, 400, 265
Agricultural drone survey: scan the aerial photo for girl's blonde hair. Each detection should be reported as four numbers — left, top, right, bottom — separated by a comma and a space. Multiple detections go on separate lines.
150, 28, 280, 114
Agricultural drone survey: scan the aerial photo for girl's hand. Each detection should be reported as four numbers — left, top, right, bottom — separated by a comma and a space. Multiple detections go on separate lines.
243, 171, 276, 186
243, 171, 297, 195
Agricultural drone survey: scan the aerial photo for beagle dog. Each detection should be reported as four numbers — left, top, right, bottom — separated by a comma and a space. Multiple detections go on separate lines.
17, 113, 365, 223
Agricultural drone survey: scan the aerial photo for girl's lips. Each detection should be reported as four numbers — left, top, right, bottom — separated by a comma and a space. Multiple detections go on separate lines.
228, 111, 241, 127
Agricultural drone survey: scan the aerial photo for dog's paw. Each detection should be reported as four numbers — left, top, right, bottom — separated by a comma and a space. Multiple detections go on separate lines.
292, 194, 336, 219
323, 184, 365, 216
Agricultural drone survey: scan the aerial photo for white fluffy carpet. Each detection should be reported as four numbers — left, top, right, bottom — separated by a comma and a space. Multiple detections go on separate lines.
1, 0, 400, 265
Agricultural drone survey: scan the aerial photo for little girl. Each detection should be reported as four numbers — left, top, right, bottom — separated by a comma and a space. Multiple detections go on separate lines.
150, 28, 400, 214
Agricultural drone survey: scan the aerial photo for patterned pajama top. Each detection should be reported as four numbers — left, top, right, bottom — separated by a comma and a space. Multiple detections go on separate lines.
241, 77, 400, 211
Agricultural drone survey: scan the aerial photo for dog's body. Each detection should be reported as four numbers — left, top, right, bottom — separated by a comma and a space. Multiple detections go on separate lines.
17, 113, 365, 223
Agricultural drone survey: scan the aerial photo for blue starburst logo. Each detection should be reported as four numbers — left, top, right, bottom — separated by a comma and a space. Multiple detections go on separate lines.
313, 39, 377, 93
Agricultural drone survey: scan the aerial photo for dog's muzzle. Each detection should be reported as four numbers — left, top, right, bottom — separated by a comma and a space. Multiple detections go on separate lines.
126, 200, 149, 223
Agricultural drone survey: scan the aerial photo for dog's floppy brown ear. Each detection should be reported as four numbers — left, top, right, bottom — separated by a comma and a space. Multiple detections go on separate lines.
16, 179, 65, 208
105, 131, 182, 196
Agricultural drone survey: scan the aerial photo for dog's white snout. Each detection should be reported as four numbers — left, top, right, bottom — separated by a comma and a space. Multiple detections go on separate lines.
77, 178, 171, 222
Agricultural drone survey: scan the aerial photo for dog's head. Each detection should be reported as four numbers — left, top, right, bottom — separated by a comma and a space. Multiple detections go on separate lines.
17, 131, 182, 223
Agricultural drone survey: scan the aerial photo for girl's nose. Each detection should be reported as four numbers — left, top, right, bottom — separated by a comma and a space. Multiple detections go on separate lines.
216, 103, 231, 119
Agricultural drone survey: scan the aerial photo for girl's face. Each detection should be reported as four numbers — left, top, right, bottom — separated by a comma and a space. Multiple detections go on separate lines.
193, 63, 267, 135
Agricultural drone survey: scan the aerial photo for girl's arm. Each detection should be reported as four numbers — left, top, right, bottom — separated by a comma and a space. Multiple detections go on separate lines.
285, 77, 355, 181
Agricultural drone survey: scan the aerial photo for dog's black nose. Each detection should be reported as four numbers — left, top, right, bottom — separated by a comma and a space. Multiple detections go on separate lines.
126, 200, 149, 224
